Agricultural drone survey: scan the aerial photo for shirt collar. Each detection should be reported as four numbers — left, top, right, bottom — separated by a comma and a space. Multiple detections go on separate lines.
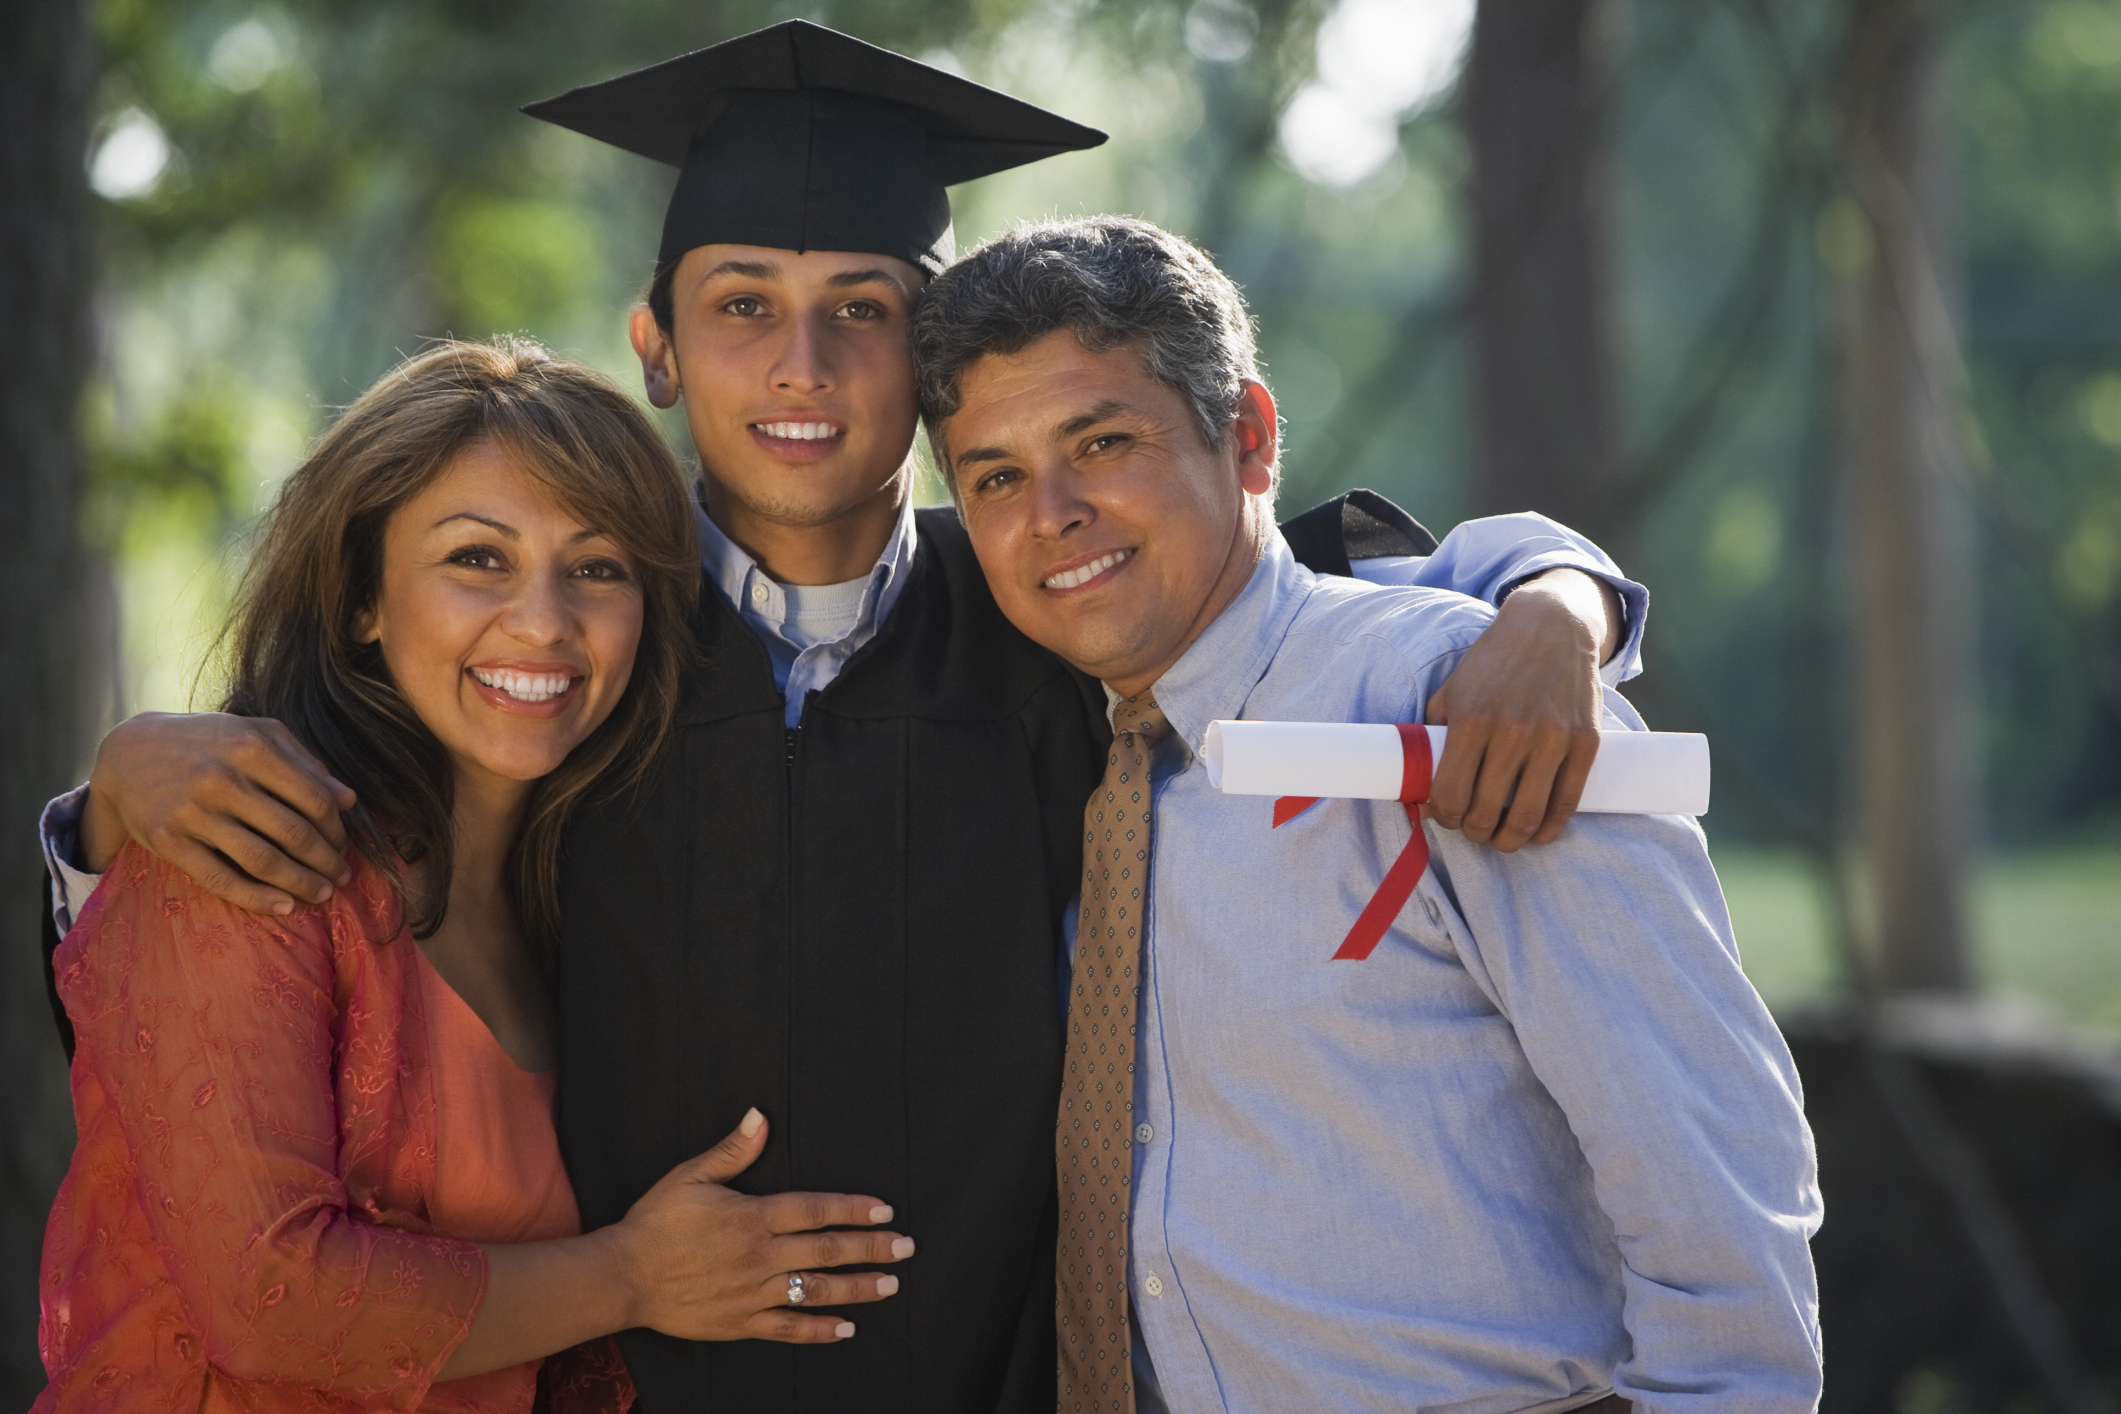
1113, 529, 1313, 759
695, 492, 920, 633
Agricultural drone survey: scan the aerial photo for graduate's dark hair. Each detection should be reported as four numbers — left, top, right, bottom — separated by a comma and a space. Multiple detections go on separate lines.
647, 255, 681, 334
221, 337, 697, 972
910, 215, 1263, 483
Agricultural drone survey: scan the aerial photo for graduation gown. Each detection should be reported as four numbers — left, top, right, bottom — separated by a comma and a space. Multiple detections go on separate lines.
552, 494, 1434, 1414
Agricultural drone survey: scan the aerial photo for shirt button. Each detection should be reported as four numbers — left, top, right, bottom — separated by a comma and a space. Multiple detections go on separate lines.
1143, 1274, 1164, 1298
751, 583, 768, 605
1136, 1123, 1154, 1144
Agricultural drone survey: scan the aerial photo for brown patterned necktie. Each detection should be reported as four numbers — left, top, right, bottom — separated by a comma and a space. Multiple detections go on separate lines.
1058, 690, 1168, 1414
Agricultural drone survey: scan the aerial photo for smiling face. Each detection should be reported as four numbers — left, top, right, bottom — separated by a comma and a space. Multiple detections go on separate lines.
633, 244, 924, 539
942, 331, 1280, 697
358, 439, 645, 797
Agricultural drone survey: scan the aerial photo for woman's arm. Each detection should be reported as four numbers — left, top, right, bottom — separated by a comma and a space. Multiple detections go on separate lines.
441, 1108, 912, 1377
57, 847, 486, 1403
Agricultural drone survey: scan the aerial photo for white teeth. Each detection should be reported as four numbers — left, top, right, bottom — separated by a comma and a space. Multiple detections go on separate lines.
472, 668, 574, 703
754, 421, 842, 441
1043, 549, 1133, 591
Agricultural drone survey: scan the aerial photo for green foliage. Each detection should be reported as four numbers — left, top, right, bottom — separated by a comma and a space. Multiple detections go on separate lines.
1718, 844, 2121, 1026
76, 0, 2121, 843
429, 194, 602, 338
1951, 0, 2121, 834
83, 379, 248, 537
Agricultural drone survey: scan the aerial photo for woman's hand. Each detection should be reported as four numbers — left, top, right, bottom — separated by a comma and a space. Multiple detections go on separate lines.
612, 1107, 912, 1343
446, 1108, 911, 1378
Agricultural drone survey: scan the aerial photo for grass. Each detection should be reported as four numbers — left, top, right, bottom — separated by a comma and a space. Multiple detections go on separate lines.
1710, 844, 2121, 1029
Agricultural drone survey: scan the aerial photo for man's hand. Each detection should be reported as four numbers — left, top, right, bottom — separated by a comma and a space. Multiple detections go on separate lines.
81, 712, 357, 915
1423, 568, 1621, 852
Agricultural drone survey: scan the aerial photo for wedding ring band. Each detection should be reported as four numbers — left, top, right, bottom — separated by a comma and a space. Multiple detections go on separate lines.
786, 1272, 808, 1306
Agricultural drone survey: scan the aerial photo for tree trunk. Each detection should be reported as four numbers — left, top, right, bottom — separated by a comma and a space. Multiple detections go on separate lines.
1466, 0, 1623, 554
0, 0, 95, 1396
1837, 0, 1977, 993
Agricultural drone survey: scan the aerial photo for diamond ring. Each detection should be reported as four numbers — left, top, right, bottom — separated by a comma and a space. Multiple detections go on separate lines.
786, 1272, 808, 1306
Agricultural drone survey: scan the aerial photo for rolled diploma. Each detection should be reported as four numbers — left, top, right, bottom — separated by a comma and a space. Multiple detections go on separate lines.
1202, 721, 1711, 816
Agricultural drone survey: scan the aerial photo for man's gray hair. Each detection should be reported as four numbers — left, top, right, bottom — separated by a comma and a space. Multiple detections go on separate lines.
912, 216, 1262, 468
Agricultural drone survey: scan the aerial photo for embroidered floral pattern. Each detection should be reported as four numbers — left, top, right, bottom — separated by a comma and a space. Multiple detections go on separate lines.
35, 844, 632, 1413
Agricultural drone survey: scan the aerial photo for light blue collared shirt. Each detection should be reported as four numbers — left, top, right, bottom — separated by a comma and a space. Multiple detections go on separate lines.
695, 497, 922, 729
1114, 536, 1821, 1414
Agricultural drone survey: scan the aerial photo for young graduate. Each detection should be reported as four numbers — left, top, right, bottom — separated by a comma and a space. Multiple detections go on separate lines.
42, 23, 1651, 1414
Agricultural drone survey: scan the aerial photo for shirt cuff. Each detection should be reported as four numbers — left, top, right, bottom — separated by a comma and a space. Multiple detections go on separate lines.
40, 785, 100, 938
1495, 556, 1649, 687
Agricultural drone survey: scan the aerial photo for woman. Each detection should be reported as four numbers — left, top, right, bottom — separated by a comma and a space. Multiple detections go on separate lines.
34, 339, 909, 1412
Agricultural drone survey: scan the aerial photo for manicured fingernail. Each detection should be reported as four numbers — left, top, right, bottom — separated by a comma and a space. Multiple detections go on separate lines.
835, 1321, 856, 1339
876, 1275, 899, 1296
739, 1107, 764, 1137
314, 884, 333, 901
336, 869, 353, 886
869, 1204, 893, 1224
891, 1237, 915, 1260
271, 900, 293, 916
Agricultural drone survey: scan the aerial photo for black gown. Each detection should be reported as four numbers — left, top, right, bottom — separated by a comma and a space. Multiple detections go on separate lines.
38, 490, 1435, 1413
552, 493, 1433, 1413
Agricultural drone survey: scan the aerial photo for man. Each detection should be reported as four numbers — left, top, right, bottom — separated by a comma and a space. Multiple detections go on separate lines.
916, 215, 1821, 1414
41, 24, 1652, 1413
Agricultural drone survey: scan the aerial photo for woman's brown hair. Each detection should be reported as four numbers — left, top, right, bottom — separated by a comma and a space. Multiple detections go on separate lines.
222, 337, 697, 969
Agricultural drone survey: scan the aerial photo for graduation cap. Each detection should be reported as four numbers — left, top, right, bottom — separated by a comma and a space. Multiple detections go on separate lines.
523, 20, 1107, 275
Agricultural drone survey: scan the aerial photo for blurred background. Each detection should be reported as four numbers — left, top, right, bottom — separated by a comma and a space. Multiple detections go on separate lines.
3, 0, 2120, 1408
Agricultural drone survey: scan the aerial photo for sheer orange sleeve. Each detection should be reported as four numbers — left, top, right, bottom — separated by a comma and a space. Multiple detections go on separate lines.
53, 845, 488, 1408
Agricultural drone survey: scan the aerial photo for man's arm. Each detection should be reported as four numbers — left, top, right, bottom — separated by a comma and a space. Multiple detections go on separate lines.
1351, 510, 1649, 851
37, 787, 103, 1057
1348, 509, 1648, 681
49, 711, 357, 918
41, 787, 100, 939
1425, 785, 1823, 1412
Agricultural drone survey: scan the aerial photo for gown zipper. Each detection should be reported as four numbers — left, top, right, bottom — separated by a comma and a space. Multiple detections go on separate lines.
780, 698, 813, 1201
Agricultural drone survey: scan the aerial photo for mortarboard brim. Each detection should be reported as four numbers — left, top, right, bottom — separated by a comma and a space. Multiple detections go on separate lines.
523, 20, 1107, 275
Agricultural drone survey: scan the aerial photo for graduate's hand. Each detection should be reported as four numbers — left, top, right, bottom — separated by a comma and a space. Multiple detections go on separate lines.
1423, 569, 1618, 851
83, 711, 357, 913
612, 1107, 912, 1344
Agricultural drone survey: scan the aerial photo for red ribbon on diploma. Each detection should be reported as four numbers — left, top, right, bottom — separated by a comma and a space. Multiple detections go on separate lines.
1272, 723, 1434, 961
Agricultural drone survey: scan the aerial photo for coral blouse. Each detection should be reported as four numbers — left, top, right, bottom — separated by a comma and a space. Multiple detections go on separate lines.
35, 843, 632, 1413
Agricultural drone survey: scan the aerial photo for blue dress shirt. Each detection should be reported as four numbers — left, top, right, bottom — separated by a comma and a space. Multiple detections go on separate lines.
1113, 535, 1821, 1414
695, 498, 922, 729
